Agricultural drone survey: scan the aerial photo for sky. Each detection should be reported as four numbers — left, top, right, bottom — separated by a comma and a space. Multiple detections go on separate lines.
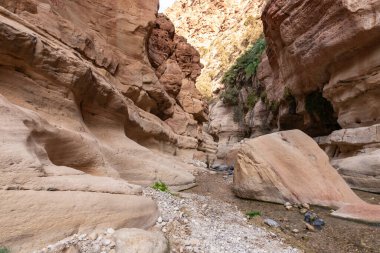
159, 0, 176, 12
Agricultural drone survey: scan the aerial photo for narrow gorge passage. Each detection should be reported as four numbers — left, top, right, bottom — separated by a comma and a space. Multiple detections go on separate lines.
0, 0, 379, 253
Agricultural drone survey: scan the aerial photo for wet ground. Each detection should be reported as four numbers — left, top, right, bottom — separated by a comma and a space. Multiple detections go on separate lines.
187, 172, 380, 253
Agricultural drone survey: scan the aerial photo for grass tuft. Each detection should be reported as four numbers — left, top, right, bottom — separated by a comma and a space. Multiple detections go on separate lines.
246, 211, 262, 218
0, 247, 10, 253
152, 181, 169, 193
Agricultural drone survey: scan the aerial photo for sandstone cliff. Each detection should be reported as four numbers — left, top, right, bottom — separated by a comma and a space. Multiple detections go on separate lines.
260, 0, 380, 192
0, 0, 213, 251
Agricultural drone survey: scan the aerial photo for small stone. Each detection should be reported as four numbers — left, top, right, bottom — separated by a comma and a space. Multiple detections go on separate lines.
65, 246, 79, 253
264, 218, 280, 228
312, 218, 325, 230
162, 227, 167, 233
157, 216, 163, 223
292, 229, 300, 233
304, 211, 317, 223
106, 228, 115, 234
284, 202, 291, 207
285, 205, 292, 210
299, 208, 308, 214
88, 232, 98, 241
302, 203, 310, 209
78, 234, 87, 240
102, 239, 111, 246
304, 222, 315, 231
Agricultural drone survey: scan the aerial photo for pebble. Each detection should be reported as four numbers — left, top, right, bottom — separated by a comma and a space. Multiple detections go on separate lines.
157, 216, 163, 223
102, 239, 111, 246
106, 228, 115, 234
88, 232, 98, 240
304, 222, 315, 231
264, 218, 280, 228
292, 229, 300, 233
302, 203, 310, 209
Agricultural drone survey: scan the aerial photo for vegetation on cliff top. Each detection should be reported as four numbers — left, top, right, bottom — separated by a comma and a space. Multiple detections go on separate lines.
222, 36, 266, 90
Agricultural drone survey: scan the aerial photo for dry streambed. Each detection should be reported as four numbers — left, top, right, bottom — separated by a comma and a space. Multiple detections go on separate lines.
34, 181, 300, 253
144, 188, 299, 253
190, 172, 380, 253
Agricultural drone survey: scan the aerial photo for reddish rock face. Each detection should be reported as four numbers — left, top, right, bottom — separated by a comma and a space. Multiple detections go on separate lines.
261, 0, 380, 133
148, 14, 208, 123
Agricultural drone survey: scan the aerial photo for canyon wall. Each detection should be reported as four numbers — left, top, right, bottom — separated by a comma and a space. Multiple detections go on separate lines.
260, 0, 380, 192
0, 0, 213, 251
166, 0, 266, 97
166, 0, 267, 163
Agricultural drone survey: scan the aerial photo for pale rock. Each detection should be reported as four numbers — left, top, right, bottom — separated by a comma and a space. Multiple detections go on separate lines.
113, 228, 169, 253
233, 130, 380, 223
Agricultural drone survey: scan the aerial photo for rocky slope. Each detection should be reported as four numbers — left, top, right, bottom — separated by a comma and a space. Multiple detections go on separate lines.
0, 0, 215, 251
165, 0, 266, 97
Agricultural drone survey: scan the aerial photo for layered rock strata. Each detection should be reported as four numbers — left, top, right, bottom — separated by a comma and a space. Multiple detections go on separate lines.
260, 0, 380, 134
0, 0, 212, 251
317, 125, 380, 193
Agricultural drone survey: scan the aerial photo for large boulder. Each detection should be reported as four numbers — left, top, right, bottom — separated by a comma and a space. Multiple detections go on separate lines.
233, 130, 380, 223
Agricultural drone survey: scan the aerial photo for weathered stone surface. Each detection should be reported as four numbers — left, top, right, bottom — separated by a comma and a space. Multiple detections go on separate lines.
1, 191, 158, 253
0, 1, 212, 251
261, 0, 380, 132
113, 228, 169, 253
233, 130, 380, 223
166, 0, 266, 96
331, 151, 380, 193
317, 125, 380, 193
208, 100, 244, 164
148, 14, 208, 124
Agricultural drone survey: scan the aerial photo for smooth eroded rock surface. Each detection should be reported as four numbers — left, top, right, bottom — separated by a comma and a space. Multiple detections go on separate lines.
233, 130, 380, 223
0, 0, 212, 250
259, 0, 380, 135
113, 228, 169, 253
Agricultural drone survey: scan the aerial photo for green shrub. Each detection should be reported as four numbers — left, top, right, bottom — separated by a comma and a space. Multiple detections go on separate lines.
0, 247, 10, 253
247, 91, 259, 109
220, 86, 240, 106
246, 211, 261, 218
222, 36, 266, 86
152, 181, 169, 192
